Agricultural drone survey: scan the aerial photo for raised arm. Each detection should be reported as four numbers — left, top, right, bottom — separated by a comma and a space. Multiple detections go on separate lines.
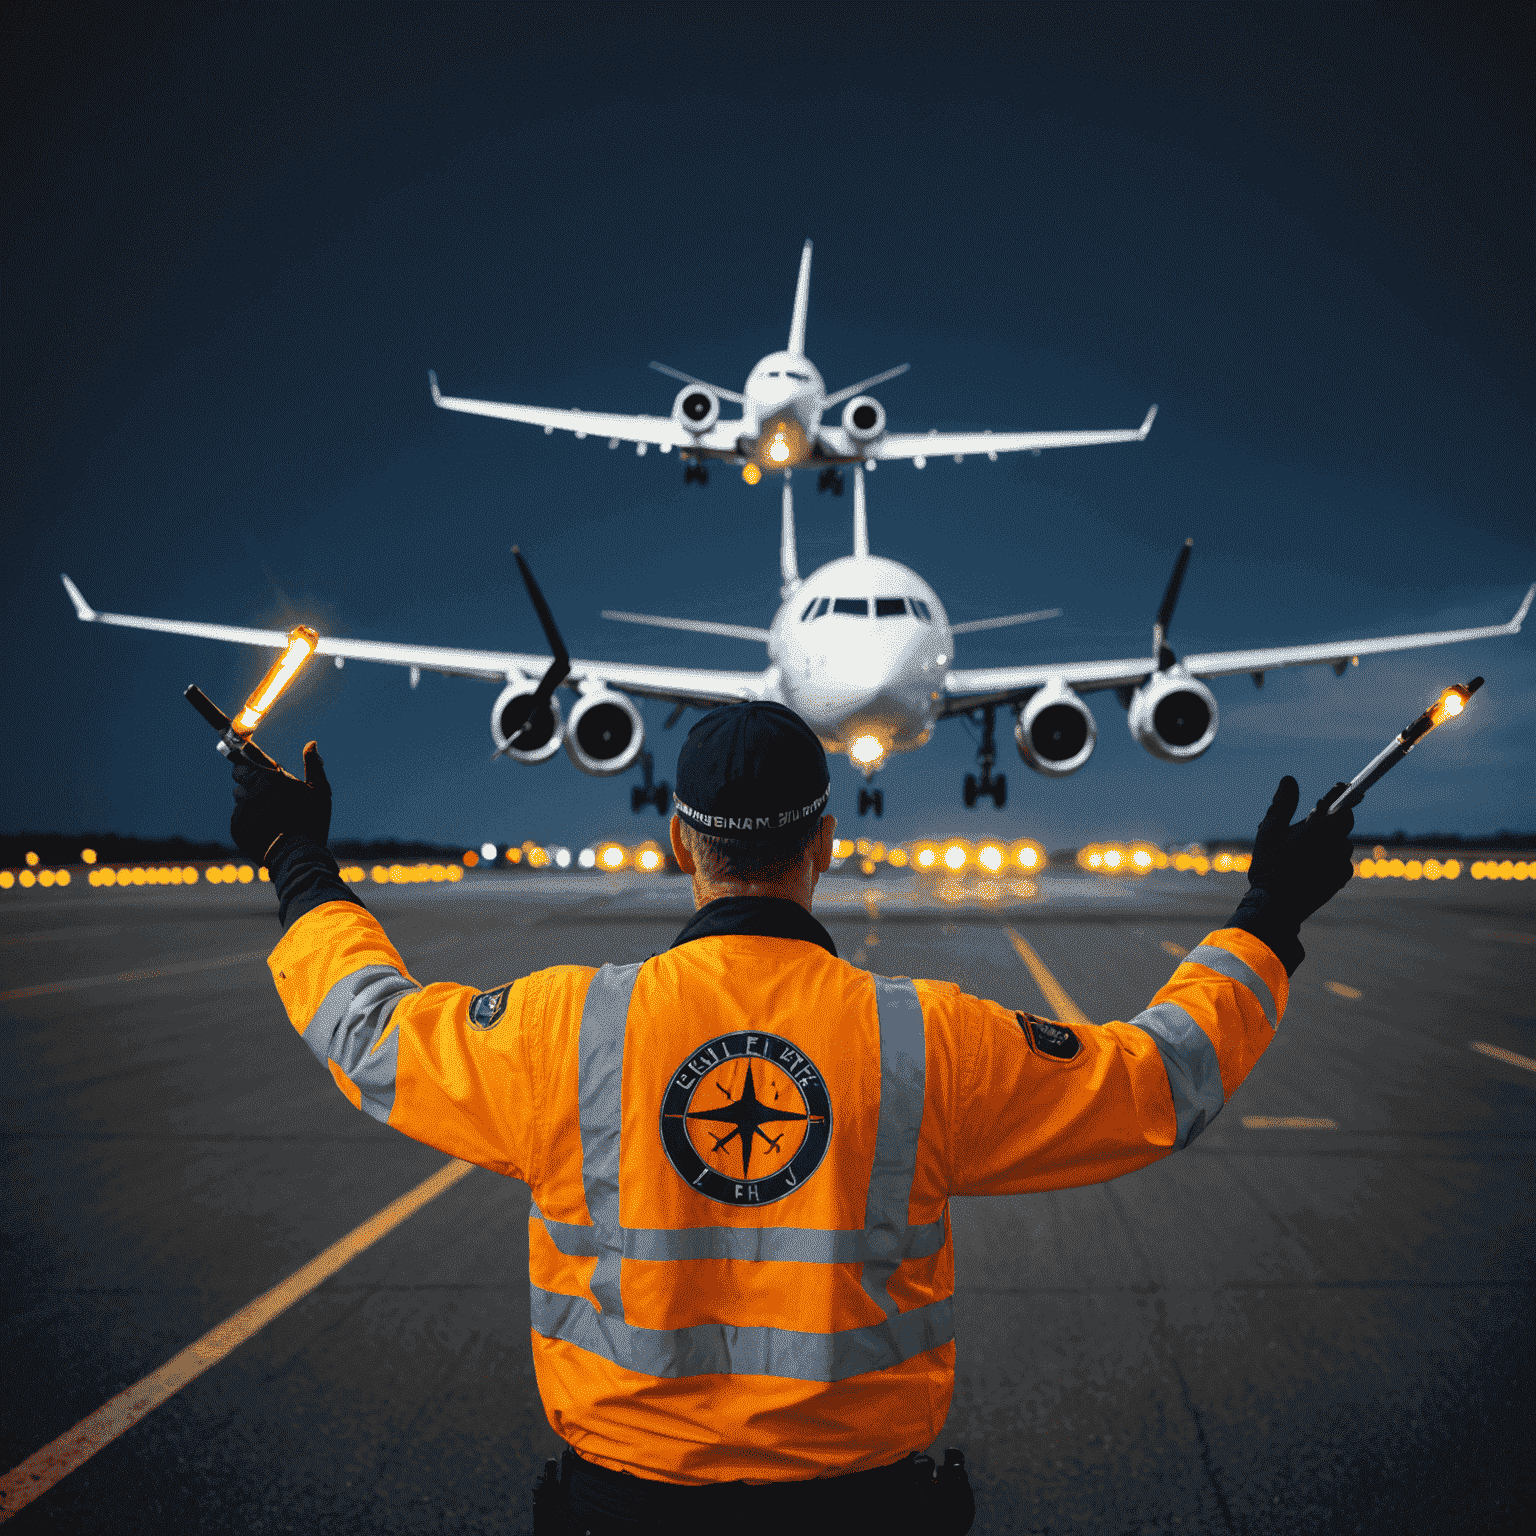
941, 776, 1354, 1195
227, 743, 554, 1180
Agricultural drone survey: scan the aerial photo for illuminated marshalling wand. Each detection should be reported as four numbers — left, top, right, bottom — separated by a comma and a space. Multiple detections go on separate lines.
1322, 677, 1484, 818
184, 625, 321, 773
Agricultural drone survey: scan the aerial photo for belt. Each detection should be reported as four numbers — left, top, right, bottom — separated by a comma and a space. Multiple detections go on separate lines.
539, 1445, 975, 1535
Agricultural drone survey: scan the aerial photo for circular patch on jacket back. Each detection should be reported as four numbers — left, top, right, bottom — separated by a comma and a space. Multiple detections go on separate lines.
660, 1032, 832, 1205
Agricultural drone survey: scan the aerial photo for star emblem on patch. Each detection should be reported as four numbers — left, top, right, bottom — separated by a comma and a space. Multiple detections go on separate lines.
660, 1032, 832, 1205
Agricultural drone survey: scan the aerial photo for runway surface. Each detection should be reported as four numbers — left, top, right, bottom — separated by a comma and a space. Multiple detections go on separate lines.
3, 869, 1532, 1534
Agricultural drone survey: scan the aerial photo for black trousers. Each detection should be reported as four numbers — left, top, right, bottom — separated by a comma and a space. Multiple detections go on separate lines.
537, 1445, 976, 1535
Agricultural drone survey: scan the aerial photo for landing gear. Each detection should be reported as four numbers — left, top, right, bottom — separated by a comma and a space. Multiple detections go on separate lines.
858, 787, 884, 817
683, 461, 710, 487
964, 707, 1007, 809
817, 468, 845, 496
630, 750, 671, 815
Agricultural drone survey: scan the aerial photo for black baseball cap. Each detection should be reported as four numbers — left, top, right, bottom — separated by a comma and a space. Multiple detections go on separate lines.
674, 702, 831, 839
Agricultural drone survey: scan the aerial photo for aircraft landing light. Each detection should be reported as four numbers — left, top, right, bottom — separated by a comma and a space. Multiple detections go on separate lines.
849, 734, 886, 767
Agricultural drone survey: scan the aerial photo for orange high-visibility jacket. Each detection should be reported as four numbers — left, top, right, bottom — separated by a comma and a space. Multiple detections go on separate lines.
268, 900, 1286, 1485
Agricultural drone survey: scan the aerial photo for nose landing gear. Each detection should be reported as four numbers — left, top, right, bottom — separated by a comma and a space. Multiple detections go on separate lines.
963, 707, 1007, 809
858, 787, 884, 817
683, 461, 710, 487
630, 750, 671, 815
817, 468, 845, 496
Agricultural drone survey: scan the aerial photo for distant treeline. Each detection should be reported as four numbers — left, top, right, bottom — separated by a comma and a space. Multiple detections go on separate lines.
1193, 830, 1536, 852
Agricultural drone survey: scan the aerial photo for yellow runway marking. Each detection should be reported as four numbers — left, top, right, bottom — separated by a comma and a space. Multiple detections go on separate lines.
1471, 1042, 1536, 1074
1325, 981, 1363, 1000
1003, 928, 1092, 1026
1242, 1116, 1339, 1130
1161, 941, 1188, 959
0, 1158, 474, 1522
0, 948, 270, 1002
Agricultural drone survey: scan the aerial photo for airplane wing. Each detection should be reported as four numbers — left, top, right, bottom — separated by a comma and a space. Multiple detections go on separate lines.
60, 577, 766, 707
941, 584, 1534, 713
817, 406, 1157, 464
429, 372, 744, 454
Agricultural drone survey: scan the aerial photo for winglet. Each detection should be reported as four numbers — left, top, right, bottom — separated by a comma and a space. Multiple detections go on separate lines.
1138, 404, 1158, 439
428, 369, 442, 405
61, 574, 96, 621
1509, 582, 1535, 632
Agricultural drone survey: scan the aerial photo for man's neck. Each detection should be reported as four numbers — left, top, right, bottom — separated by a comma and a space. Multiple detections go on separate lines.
689, 872, 816, 914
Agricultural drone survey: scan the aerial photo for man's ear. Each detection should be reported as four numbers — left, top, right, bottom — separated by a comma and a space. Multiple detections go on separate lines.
812, 814, 837, 875
669, 814, 696, 874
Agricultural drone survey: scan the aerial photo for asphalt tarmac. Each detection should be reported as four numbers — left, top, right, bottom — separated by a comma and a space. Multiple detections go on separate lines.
3, 869, 1532, 1534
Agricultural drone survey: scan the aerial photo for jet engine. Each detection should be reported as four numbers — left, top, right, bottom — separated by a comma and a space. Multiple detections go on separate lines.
672, 383, 720, 436
841, 395, 886, 445
491, 676, 564, 764
1127, 669, 1218, 763
1015, 681, 1097, 777
564, 687, 645, 776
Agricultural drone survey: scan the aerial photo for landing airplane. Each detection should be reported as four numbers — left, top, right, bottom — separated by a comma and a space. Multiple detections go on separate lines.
60, 486, 1532, 819
428, 240, 1157, 493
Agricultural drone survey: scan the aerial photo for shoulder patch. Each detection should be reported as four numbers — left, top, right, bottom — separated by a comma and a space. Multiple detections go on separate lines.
1017, 1011, 1081, 1060
467, 984, 510, 1031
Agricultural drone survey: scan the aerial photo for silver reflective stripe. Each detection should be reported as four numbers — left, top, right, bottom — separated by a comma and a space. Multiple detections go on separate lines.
1126, 1000, 1225, 1148
530, 1286, 953, 1383
577, 962, 644, 1322
1184, 943, 1278, 1028
862, 976, 927, 1317
547, 962, 952, 1381
300, 963, 416, 1124
530, 1207, 946, 1266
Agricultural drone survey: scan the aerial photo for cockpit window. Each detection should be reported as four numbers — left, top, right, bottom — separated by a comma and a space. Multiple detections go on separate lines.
875, 597, 907, 618
910, 599, 932, 622
787, 371, 809, 382
833, 597, 869, 616
814, 596, 830, 618
800, 597, 818, 621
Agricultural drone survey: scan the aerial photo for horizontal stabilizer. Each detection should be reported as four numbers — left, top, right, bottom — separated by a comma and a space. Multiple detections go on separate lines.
602, 610, 771, 643
648, 362, 746, 404
949, 608, 1062, 635
822, 363, 911, 410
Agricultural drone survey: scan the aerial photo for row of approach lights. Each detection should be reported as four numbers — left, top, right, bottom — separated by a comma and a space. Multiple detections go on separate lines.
7, 846, 1533, 891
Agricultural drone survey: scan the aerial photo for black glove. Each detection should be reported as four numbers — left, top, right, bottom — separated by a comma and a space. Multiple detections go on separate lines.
1226, 775, 1355, 975
230, 740, 332, 864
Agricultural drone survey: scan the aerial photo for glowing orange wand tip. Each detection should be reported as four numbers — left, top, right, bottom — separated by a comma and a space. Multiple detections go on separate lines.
233, 626, 320, 737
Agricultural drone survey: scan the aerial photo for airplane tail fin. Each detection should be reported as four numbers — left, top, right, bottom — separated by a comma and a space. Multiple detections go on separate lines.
787, 240, 812, 357
781, 482, 800, 599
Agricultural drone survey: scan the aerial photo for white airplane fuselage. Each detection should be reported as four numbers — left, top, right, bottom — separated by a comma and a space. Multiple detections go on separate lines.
761, 554, 953, 773
738, 351, 827, 469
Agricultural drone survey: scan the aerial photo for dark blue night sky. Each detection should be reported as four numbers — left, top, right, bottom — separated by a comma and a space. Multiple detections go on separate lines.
7, 3, 1532, 851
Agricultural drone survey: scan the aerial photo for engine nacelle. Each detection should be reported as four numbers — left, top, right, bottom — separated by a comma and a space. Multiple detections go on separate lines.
672, 383, 720, 436
564, 687, 645, 777
841, 395, 886, 445
491, 676, 564, 764
1016, 681, 1097, 777
1128, 669, 1218, 763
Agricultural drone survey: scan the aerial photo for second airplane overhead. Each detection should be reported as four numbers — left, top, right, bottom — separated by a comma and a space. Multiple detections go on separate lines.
428, 240, 1156, 490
